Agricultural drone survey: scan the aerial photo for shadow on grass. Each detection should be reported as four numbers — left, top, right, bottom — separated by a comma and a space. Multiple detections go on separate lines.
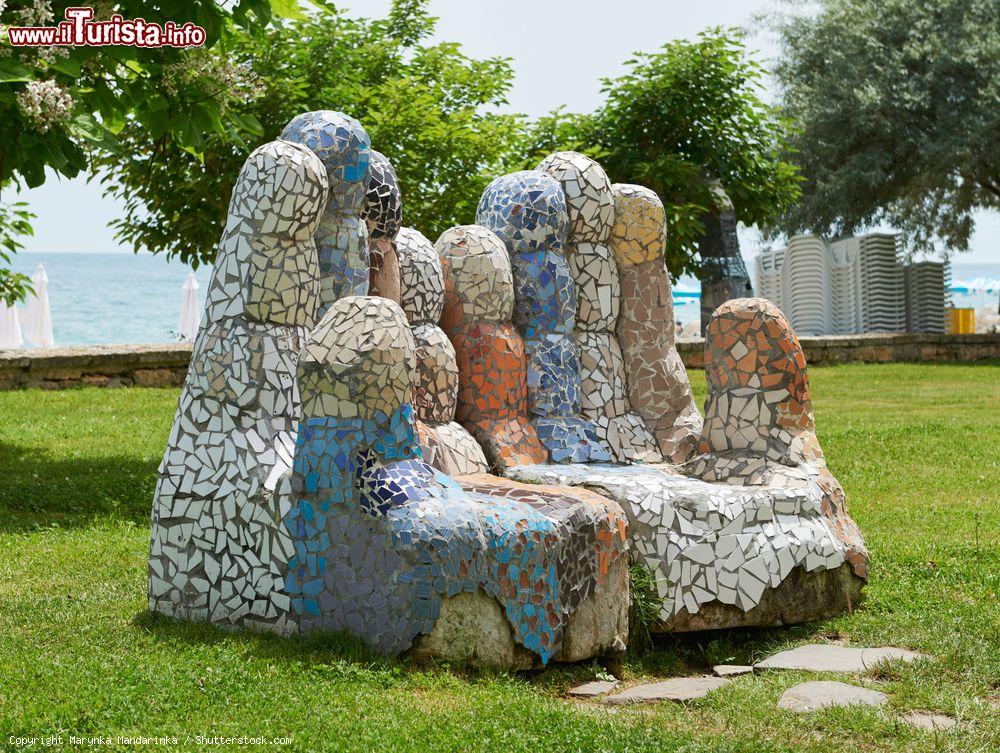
133, 610, 386, 665
0, 440, 158, 533
132, 610, 534, 685
134, 607, 837, 693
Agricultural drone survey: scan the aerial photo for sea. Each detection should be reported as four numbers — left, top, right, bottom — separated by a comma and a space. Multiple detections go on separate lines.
7, 251, 1000, 347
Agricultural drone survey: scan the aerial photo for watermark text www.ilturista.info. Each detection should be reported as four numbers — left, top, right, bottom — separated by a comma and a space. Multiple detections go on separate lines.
6, 6, 206, 48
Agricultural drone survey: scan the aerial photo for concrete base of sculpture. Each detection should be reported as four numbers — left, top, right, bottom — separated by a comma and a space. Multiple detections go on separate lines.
558, 554, 629, 663
658, 562, 863, 632
407, 556, 628, 670
407, 590, 538, 670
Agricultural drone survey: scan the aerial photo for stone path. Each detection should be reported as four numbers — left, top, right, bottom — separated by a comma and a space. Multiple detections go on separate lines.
754, 644, 926, 673
564, 641, 959, 731
713, 664, 753, 677
776, 681, 961, 730
777, 681, 888, 712
603, 676, 729, 705
567, 680, 619, 698
899, 711, 959, 730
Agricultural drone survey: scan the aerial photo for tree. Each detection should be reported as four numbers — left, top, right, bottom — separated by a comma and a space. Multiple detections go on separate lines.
3, 6, 798, 292
525, 29, 801, 280
0, 0, 291, 302
96, 0, 526, 268
770, 0, 1000, 256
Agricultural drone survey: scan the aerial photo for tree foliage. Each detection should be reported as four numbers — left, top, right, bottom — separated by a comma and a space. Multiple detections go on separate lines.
770, 0, 1000, 256
0, 0, 292, 302
525, 29, 801, 279
97, 0, 526, 267
0, 201, 34, 301
101, 16, 792, 279
2, 3, 800, 297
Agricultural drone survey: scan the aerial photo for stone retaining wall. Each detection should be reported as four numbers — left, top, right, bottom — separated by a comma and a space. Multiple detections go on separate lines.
0, 344, 192, 390
1, 333, 997, 390
675, 332, 1000, 369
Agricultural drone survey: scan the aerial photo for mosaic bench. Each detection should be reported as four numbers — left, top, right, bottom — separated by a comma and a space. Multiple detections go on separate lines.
149, 114, 629, 670
469, 153, 868, 631
148, 109, 868, 670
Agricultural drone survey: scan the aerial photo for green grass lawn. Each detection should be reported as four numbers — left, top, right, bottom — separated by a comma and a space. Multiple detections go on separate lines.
1, 362, 997, 752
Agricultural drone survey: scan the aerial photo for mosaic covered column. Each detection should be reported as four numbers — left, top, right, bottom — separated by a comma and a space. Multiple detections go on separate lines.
148, 140, 329, 631
698, 297, 822, 468
363, 150, 403, 304
437, 225, 546, 472
283, 296, 425, 643
611, 184, 702, 463
280, 110, 371, 315
396, 227, 490, 476
684, 297, 869, 579
476, 171, 610, 464
539, 152, 662, 463
283, 296, 628, 663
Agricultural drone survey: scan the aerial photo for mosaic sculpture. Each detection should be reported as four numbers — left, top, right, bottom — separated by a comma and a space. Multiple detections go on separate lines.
437, 225, 548, 472
685, 298, 869, 590
150, 114, 630, 669
506, 293, 867, 628
282, 295, 629, 664
280, 111, 371, 313
476, 171, 611, 464
511, 294, 868, 627
149, 140, 329, 630
609, 183, 702, 463
395, 226, 490, 476
538, 152, 662, 463
467, 158, 867, 631
150, 107, 866, 665
364, 150, 402, 304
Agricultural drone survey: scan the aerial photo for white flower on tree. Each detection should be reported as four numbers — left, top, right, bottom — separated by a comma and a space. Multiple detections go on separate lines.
16, 79, 74, 132
15, 0, 54, 26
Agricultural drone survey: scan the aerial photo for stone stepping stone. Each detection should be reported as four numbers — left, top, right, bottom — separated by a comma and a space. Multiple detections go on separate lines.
899, 711, 958, 730
714, 664, 753, 677
777, 681, 888, 712
860, 647, 927, 668
567, 680, 619, 698
604, 676, 729, 705
755, 644, 926, 673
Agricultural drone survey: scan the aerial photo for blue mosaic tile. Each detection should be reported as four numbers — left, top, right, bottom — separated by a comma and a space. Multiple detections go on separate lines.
476, 171, 568, 255
511, 250, 576, 337
477, 171, 610, 465
281, 110, 371, 312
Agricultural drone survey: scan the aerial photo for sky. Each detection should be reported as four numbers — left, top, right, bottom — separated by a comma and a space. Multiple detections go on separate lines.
8, 0, 999, 265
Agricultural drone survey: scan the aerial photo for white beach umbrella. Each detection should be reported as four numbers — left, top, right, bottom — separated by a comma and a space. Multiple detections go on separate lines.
22, 264, 54, 348
0, 300, 24, 349
178, 271, 201, 343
